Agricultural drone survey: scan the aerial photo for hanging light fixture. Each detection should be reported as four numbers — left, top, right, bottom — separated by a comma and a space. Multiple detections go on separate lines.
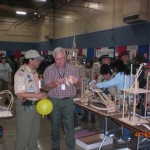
16, 11, 27, 15
35, 0, 47, 2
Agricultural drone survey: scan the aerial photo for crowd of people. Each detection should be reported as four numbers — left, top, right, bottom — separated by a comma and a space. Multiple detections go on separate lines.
76, 50, 149, 143
0, 48, 150, 149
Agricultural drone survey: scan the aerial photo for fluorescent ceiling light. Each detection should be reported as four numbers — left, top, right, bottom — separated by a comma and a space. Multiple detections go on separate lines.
16, 11, 27, 15
35, 0, 47, 2
85, 2, 101, 10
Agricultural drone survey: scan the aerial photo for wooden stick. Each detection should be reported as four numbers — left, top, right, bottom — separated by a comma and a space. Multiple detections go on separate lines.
130, 64, 133, 88
122, 75, 126, 118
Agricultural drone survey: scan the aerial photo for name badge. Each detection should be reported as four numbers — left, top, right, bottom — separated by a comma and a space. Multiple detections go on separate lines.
29, 86, 35, 93
61, 84, 65, 90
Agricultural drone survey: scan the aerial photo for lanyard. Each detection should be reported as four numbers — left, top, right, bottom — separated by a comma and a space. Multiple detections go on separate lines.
56, 64, 66, 79
57, 69, 65, 78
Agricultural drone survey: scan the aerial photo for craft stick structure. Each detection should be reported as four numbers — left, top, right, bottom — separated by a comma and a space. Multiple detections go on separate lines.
81, 78, 89, 97
0, 90, 14, 118
120, 63, 149, 125
80, 89, 116, 112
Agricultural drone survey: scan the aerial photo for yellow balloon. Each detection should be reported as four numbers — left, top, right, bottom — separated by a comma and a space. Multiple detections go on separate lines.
36, 98, 53, 117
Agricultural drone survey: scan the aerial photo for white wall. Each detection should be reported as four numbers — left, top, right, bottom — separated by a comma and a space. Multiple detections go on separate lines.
54, 0, 125, 39
54, 0, 150, 39
0, 17, 39, 42
0, 16, 54, 42
38, 16, 54, 42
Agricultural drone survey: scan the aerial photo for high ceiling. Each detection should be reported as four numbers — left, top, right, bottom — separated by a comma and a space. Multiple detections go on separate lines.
0, 0, 56, 16
0, 1, 113, 15
0, 0, 114, 24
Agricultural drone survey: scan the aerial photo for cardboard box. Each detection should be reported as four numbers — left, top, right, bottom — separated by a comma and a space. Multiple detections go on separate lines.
76, 133, 113, 150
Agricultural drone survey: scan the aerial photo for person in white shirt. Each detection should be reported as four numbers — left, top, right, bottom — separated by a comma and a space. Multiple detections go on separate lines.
0, 54, 12, 91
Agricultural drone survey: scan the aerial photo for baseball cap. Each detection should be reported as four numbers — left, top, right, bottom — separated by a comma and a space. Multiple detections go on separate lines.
25, 50, 44, 61
0, 54, 6, 61
98, 54, 110, 62
1, 54, 6, 58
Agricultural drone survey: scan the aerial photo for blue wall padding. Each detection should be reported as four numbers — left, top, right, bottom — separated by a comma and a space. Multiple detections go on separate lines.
0, 22, 150, 51
87, 48, 95, 60
6, 51, 14, 57
115, 23, 150, 46
0, 41, 36, 51
138, 45, 149, 63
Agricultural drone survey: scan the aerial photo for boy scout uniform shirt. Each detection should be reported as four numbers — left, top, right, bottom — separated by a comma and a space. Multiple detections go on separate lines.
14, 64, 40, 101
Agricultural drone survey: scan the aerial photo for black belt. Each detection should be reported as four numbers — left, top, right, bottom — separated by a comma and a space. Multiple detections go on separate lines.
61, 97, 70, 100
22, 99, 37, 107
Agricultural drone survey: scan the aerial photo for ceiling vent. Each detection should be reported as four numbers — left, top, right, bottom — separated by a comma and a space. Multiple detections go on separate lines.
123, 0, 148, 24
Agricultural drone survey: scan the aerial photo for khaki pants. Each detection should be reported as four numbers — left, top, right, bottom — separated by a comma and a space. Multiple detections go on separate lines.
15, 98, 40, 150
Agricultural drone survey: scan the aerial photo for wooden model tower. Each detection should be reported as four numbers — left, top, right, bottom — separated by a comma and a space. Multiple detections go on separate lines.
120, 63, 149, 125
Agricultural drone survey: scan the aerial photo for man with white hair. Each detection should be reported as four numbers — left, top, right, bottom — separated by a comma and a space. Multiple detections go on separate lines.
44, 47, 80, 150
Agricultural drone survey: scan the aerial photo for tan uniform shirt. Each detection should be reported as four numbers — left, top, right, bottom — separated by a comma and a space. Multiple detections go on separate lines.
92, 62, 100, 79
14, 64, 40, 101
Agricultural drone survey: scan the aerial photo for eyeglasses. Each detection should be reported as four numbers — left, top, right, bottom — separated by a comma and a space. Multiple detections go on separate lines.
34, 59, 42, 62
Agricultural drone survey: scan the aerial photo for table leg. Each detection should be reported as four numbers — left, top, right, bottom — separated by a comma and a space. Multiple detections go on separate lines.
137, 133, 141, 150
99, 116, 107, 150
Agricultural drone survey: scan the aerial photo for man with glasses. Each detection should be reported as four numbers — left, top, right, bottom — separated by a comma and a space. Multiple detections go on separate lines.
44, 47, 80, 150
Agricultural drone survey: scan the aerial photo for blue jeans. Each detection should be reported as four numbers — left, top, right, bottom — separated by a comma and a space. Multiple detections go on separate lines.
123, 127, 131, 141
